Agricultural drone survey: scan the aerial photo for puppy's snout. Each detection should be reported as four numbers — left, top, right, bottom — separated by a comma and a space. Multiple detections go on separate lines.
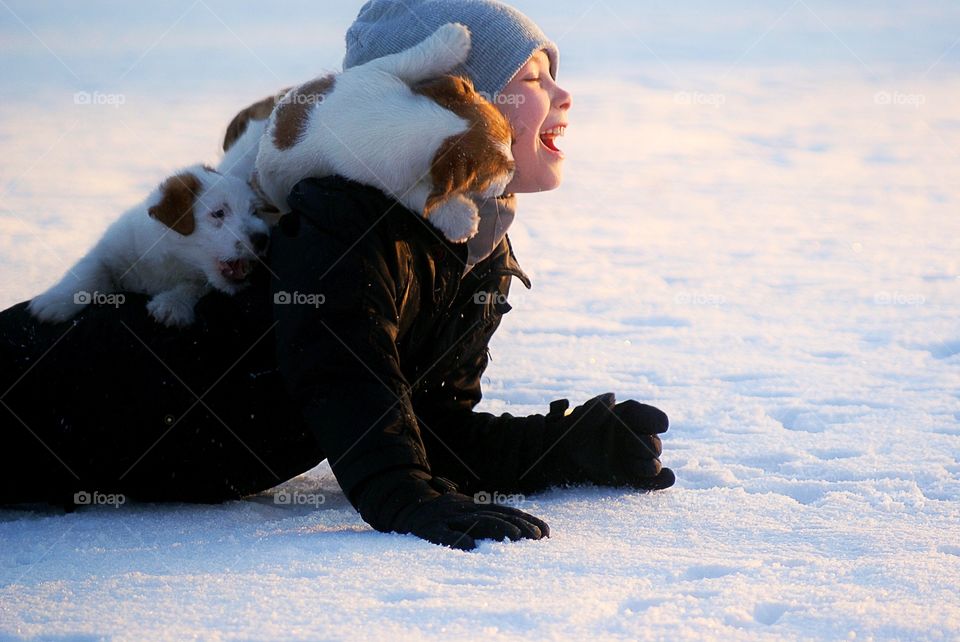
249, 232, 270, 255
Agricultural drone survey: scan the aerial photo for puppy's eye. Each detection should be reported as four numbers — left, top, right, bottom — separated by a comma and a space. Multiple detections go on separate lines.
211, 209, 225, 219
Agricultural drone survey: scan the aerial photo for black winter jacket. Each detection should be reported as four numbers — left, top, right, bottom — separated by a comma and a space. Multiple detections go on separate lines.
0, 175, 562, 506
272, 175, 549, 503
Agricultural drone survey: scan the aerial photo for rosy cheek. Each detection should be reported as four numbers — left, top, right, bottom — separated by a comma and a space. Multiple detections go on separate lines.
505, 113, 526, 138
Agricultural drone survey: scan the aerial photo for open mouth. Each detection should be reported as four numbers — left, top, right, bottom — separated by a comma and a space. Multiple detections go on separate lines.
218, 257, 253, 283
539, 124, 566, 156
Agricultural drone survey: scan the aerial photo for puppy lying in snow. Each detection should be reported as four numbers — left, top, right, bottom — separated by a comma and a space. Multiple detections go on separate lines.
28, 164, 269, 327
254, 22, 515, 243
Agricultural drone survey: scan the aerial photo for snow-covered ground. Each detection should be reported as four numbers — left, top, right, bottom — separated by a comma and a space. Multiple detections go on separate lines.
2, 1, 959, 640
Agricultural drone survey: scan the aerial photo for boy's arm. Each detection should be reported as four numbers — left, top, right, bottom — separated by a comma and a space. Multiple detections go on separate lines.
415, 292, 674, 496
269, 181, 429, 498
270, 178, 549, 549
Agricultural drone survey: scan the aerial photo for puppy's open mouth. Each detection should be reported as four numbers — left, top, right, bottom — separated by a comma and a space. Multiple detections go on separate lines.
218, 258, 253, 283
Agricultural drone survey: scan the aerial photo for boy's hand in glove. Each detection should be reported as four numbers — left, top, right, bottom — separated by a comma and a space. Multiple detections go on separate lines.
534, 392, 675, 490
351, 468, 550, 551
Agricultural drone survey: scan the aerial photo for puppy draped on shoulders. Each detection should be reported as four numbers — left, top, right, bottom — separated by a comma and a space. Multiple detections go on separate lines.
28, 164, 270, 327
254, 22, 516, 243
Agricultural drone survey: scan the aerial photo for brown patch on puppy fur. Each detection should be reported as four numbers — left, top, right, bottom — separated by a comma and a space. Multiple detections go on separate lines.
272, 75, 337, 151
148, 172, 202, 235
222, 88, 292, 152
411, 75, 515, 216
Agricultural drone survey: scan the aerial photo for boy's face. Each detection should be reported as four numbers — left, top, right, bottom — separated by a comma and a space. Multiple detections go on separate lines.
497, 50, 572, 194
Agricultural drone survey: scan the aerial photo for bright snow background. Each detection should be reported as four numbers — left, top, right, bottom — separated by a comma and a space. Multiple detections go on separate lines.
1, 1, 959, 640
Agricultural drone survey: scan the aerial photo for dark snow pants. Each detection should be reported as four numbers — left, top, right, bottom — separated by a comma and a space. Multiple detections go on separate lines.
0, 270, 324, 506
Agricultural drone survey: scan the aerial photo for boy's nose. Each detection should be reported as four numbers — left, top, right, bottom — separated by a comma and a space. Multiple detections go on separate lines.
553, 85, 573, 111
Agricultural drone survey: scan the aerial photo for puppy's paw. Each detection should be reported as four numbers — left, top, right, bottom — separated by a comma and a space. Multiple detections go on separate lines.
27, 289, 85, 323
433, 23, 472, 65
147, 292, 196, 327
427, 195, 480, 243
479, 171, 514, 199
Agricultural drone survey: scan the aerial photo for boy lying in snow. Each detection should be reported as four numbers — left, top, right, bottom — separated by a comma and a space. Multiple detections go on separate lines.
0, 0, 673, 550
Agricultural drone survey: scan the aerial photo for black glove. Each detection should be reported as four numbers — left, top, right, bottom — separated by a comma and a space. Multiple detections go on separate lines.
351, 467, 550, 551
536, 392, 675, 490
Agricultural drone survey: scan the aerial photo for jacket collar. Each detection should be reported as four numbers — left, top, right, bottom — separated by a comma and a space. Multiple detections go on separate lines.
438, 194, 532, 290
459, 233, 532, 290
464, 194, 515, 274
286, 175, 531, 289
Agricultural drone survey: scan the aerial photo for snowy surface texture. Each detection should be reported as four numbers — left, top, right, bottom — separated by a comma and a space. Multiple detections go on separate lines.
2, 1, 959, 640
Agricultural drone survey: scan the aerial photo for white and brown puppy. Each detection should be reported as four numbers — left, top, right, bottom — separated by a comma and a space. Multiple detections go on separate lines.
28, 164, 269, 327
255, 22, 515, 243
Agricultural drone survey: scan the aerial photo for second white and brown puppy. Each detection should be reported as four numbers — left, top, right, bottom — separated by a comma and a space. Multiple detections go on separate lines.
254, 22, 515, 243
28, 164, 269, 327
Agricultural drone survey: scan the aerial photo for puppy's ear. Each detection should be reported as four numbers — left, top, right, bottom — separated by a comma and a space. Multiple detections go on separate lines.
148, 171, 202, 235
223, 88, 291, 152
416, 74, 515, 205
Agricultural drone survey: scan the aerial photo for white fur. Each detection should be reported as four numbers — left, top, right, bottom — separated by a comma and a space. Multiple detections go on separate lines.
255, 22, 513, 243
28, 164, 269, 327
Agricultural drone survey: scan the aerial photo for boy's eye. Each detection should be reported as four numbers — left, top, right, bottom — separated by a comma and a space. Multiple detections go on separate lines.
525, 76, 541, 82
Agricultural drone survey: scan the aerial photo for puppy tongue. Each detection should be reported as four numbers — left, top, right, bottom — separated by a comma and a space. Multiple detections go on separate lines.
233, 258, 250, 277
220, 258, 251, 281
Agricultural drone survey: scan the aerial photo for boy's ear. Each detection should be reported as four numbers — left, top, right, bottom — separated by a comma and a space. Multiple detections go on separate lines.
148, 171, 201, 235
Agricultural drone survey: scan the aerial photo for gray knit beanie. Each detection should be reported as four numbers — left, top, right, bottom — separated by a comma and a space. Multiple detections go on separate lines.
343, 0, 559, 99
